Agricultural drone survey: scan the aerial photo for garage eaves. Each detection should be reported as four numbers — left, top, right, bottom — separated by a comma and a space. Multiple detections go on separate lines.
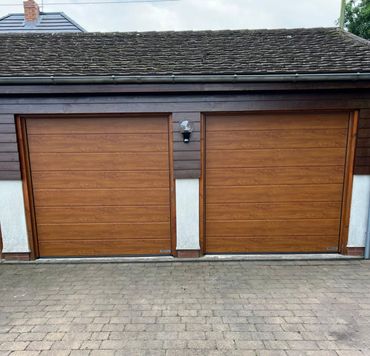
0, 72, 370, 85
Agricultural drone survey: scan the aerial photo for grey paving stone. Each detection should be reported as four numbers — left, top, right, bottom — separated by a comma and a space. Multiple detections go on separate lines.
0, 343, 29, 352
0, 261, 369, 355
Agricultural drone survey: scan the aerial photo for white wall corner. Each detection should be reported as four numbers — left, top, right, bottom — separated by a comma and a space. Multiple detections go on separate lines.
348, 175, 370, 247
175, 179, 200, 250
0, 181, 29, 253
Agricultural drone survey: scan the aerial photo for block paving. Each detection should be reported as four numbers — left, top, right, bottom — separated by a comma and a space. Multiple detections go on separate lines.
0, 260, 370, 355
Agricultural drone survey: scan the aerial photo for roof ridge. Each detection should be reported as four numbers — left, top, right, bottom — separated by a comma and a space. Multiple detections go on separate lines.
58, 12, 86, 32
338, 28, 370, 47
0, 26, 340, 36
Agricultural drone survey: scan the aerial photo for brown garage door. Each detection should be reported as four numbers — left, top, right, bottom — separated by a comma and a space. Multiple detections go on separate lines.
205, 112, 349, 253
26, 115, 172, 257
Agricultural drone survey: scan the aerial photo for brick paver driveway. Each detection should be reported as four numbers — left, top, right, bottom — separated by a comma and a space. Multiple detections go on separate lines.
1, 260, 370, 356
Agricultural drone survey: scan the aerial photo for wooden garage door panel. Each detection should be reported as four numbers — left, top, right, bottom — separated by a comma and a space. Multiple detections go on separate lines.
207, 185, 343, 204
27, 116, 168, 134
38, 239, 171, 257
37, 206, 170, 224
207, 219, 340, 237
27, 115, 171, 257
207, 166, 345, 186
32, 171, 170, 189
30, 153, 168, 171
207, 129, 347, 150
207, 202, 341, 220
28, 133, 168, 153
206, 236, 339, 253
34, 188, 169, 207
206, 113, 349, 131
206, 149, 346, 168
37, 223, 170, 240
205, 112, 349, 253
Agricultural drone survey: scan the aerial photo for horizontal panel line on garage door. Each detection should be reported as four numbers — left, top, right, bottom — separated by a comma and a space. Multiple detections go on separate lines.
36, 204, 169, 208
206, 128, 348, 132
205, 149, 346, 163
38, 239, 172, 257
39, 236, 171, 241
206, 235, 339, 239
36, 207, 170, 224
207, 201, 342, 205
206, 202, 341, 220
26, 116, 169, 132
207, 218, 341, 221
31, 170, 168, 173
206, 183, 344, 187
206, 220, 340, 236
207, 187, 343, 203
206, 147, 346, 152
206, 236, 339, 253
38, 222, 169, 225
37, 204, 169, 209
205, 114, 349, 130
28, 151, 168, 154
29, 151, 169, 155
207, 184, 343, 189
38, 236, 171, 242
34, 190, 170, 206
34, 188, 169, 191
37, 223, 170, 240
40, 238, 170, 242
206, 165, 344, 169
206, 129, 347, 150
28, 135, 168, 153
32, 170, 169, 173
28, 132, 168, 136
206, 167, 345, 185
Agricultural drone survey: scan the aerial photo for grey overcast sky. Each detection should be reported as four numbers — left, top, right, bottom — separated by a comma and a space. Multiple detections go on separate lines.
0, 0, 342, 32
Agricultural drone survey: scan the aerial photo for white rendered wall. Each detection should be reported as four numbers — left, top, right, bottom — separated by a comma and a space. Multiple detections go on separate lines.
348, 175, 370, 247
175, 179, 200, 250
0, 181, 29, 253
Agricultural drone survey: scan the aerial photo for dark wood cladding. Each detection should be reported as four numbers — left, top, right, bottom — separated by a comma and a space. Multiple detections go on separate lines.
355, 110, 370, 174
0, 114, 20, 180
172, 112, 201, 179
0, 88, 370, 181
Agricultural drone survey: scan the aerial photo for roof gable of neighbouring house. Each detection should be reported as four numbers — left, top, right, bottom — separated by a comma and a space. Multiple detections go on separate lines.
0, 12, 85, 33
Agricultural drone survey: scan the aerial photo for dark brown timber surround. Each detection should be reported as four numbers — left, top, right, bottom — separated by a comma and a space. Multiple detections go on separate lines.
339, 112, 358, 255
355, 109, 370, 174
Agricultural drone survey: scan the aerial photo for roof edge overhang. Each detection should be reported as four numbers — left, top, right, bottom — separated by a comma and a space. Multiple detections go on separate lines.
1, 72, 370, 85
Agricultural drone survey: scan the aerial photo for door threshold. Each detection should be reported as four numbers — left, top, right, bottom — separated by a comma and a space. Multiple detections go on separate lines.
1, 253, 362, 264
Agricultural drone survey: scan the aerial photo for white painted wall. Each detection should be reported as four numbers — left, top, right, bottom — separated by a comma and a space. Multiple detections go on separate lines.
348, 175, 370, 247
0, 181, 29, 253
175, 179, 200, 250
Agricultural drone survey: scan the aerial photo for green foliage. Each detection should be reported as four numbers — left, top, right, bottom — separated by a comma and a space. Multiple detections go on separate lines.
344, 0, 370, 39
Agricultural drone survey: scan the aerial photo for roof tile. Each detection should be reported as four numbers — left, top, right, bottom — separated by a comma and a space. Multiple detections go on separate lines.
0, 27, 369, 77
